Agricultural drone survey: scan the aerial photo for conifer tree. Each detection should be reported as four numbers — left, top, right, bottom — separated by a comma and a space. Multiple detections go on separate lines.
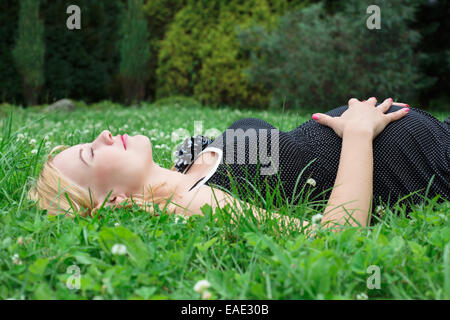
12, 0, 45, 106
119, 0, 151, 105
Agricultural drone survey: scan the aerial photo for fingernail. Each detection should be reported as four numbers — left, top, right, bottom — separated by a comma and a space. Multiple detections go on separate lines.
363, 100, 366, 102
406, 104, 410, 108
388, 97, 393, 101
404, 108, 409, 112
371, 97, 377, 101
312, 114, 319, 120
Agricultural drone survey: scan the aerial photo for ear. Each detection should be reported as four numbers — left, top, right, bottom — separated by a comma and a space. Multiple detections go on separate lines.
95, 193, 129, 210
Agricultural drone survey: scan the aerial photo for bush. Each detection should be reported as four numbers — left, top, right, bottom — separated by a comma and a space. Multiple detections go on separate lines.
143, 0, 188, 101
156, 0, 311, 109
238, 0, 431, 110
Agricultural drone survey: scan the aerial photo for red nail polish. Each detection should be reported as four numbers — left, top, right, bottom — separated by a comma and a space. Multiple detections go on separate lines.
404, 108, 409, 112
363, 100, 366, 102
406, 104, 410, 108
312, 114, 319, 120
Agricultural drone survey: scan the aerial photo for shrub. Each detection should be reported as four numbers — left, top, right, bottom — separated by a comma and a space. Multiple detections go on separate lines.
156, 0, 311, 109
238, 0, 431, 110
143, 0, 188, 100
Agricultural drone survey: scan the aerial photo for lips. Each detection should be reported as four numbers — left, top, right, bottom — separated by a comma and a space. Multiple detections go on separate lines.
120, 134, 128, 150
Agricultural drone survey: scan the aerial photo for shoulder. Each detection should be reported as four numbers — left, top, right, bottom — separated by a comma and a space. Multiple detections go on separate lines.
175, 184, 233, 216
227, 118, 277, 130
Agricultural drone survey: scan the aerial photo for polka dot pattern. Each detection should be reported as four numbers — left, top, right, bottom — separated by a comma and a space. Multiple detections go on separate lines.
196, 105, 449, 219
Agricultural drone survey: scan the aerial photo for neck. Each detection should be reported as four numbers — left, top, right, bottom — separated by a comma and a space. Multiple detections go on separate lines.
143, 163, 198, 196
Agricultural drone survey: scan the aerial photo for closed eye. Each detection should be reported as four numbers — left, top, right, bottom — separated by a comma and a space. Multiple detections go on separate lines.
91, 147, 94, 158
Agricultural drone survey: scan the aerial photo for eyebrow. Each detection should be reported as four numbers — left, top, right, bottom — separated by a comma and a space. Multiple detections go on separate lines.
79, 147, 89, 166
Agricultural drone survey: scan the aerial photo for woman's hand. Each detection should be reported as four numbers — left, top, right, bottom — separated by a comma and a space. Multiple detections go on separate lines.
312, 97, 410, 139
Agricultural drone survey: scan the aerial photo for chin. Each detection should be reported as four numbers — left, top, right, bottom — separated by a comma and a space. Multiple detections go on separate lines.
135, 134, 153, 163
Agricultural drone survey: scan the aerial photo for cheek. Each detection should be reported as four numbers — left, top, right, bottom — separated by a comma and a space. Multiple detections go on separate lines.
92, 149, 151, 191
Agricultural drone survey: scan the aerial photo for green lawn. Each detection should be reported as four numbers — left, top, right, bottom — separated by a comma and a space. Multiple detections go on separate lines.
0, 99, 448, 300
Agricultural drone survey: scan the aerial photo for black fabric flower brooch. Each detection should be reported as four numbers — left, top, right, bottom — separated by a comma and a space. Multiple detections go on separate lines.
174, 135, 214, 173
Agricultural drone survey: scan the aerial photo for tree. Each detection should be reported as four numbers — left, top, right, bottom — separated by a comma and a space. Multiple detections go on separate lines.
12, 0, 45, 106
118, 0, 151, 105
238, 0, 430, 110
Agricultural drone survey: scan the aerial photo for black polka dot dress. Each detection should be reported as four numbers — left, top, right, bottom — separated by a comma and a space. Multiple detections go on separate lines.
194, 105, 449, 219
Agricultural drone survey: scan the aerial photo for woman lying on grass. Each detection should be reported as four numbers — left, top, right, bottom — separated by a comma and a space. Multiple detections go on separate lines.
28, 97, 450, 232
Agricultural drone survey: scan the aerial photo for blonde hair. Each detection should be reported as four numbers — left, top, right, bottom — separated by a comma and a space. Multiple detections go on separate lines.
27, 145, 180, 218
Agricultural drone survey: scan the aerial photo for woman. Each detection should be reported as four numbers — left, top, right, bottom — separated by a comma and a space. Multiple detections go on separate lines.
28, 97, 449, 231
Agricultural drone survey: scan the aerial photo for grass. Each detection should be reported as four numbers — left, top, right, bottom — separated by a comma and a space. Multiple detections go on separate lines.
0, 99, 449, 300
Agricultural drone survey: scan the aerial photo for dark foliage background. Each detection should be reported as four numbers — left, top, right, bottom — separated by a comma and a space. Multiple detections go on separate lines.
0, 0, 448, 110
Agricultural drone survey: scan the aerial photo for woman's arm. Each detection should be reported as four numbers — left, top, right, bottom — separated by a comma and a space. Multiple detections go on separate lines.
175, 184, 309, 232
312, 97, 409, 230
321, 127, 374, 229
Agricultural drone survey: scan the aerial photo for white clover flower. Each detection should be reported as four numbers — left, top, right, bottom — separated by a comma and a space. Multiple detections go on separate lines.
155, 145, 161, 149
376, 205, 385, 216
45, 142, 52, 148
111, 244, 127, 256
17, 237, 24, 245
140, 127, 145, 131
12, 254, 22, 265
194, 279, 211, 294
306, 178, 316, 187
171, 132, 180, 142
31, 149, 38, 155
123, 124, 129, 129
150, 137, 157, 141
356, 293, 368, 300
17, 133, 25, 140
174, 214, 187, 224
311, 214, 323, 225
114, 223, 120, 227
44, 135, 49, 141
29, 139, 36, 145
201, 291, 212, 300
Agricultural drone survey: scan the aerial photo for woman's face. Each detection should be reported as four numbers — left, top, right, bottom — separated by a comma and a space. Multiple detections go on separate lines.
52, 130, 153, 202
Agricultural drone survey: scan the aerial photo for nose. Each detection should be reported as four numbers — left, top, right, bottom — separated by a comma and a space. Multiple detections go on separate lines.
93, 130, 114, 147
